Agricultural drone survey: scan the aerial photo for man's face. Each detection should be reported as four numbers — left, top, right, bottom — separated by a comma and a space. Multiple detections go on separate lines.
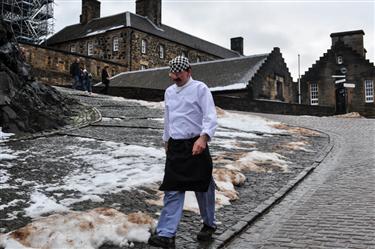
169, 70, 191, 87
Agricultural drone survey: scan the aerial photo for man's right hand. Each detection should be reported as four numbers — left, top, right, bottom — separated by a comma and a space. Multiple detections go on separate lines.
164, 142, 168, 153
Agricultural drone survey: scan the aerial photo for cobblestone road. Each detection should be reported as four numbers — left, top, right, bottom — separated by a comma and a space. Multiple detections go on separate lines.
225, 114, 375, 249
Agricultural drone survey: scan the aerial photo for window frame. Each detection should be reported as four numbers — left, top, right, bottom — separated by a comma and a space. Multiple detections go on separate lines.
141, 39, 147, 54
337, 55, 343, 65
70, 45, 76, 53
310, 83, 319, 105
87, 41, 94, 56
159, 45, 165, 59
113, 37, 119, 52
364, 80, 374, 103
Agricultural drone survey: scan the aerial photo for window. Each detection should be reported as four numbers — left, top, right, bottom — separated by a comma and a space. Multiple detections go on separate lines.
337, 56, 343, 64
87, 42, 94, 56
70, 45, 76, 53
159, 45, 165, 59
310, 83, 319, 105
181, 51, 187, 58
365, 80, 374, 103
141, 64, 147, 70
113, 37, 119, 52
196, 56, 201, 63
275, 75, 284, 100
141, 39, 147, 54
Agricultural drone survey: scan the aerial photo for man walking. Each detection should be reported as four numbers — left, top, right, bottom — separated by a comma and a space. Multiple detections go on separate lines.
69, 58, 81, 89
101, 66, 110, 94
148, 56, 218, 248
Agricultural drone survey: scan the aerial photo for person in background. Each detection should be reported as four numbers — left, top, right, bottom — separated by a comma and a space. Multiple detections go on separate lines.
69, 58, 81, 89
148, 56, 218, 248
82, 68, 92, 95
101, 65, 110, 94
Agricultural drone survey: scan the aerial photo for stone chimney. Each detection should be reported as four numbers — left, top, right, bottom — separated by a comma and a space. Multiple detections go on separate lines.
136, 0, 162, 26
80, 0, 101, 24
231, 37, 244, 55
330, 30, 365, 57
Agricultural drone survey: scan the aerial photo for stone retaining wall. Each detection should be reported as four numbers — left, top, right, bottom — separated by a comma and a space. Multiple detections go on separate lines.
20, 42, 128, 86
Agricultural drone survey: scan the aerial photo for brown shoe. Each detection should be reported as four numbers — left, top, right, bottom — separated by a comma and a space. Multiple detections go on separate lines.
197, 224, 216, 241
148, 234, 175, 248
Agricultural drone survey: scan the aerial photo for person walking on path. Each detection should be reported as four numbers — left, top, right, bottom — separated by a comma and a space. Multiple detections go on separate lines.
101, 66, 110, 94
82, 68, 92, 95
69, 59, 81, 89
148, 56, 218, 248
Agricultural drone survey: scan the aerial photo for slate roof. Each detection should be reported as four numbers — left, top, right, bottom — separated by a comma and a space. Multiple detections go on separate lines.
46, 12, 240, 59
109, 53, 269, 90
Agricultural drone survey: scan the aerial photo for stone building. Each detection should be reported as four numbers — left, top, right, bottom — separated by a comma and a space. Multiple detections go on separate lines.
300, 30, 375, 117
45, 0, 241, 73
107, 47, 297, 104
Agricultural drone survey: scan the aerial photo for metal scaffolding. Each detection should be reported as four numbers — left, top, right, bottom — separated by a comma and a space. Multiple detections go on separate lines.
0, 0, 54, 43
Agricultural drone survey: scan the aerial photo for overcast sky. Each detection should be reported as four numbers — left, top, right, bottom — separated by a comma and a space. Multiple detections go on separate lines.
53, 0, 374, 80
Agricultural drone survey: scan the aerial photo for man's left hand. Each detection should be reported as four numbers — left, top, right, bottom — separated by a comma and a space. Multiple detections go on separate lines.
192, 135, 209, 155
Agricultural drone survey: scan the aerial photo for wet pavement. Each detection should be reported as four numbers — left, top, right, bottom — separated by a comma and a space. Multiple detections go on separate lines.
224, 114, 375, 249
0, 88, 339, 249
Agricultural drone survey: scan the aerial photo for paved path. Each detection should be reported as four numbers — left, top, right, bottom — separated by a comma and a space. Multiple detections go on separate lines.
225, 114, 375, 249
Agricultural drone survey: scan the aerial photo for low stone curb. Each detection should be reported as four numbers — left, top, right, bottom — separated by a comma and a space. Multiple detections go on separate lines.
209, 126, 334, 249
1, 104, 102, 143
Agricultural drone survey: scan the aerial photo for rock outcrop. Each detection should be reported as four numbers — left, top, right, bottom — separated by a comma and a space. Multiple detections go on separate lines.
0, 20, 78, 134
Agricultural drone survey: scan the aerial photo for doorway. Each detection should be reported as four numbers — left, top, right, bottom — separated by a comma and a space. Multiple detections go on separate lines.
335, 84, 346, 114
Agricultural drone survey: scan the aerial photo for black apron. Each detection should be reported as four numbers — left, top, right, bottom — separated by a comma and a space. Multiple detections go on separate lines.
159, 136, 213, 192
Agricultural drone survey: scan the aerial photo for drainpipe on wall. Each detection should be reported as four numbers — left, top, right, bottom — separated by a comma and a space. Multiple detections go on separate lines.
127, 29, 133, 71
298, 54, 301, 104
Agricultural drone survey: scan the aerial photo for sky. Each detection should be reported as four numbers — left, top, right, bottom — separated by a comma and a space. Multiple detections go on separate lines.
53, 0, 374, 80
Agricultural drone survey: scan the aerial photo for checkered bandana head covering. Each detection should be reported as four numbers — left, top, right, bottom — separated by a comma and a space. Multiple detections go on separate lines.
169, 56, 190, 73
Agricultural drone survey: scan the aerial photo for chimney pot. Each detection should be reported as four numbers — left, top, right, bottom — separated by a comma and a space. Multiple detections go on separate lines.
80, 0, 101, 24
136, 0, 162, 26
330, 30, 365, 57
231, 37, 244, 55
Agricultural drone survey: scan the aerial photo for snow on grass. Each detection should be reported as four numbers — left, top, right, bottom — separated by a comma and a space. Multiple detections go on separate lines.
0, 208, 155, 249
37, 139, 166, 211
25, 191, 69, 218
282, 141, 315, 152
0, 128, 14, 141
217, 111, 285, 134
225, 151, 290, 173
0, 146, 18, 160
0, 199, 24, 211
59, 141, 165, 194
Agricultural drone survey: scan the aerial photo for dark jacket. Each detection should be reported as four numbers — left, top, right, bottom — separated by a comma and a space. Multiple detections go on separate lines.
70, 62, 80, 77
101, 68, 110, 85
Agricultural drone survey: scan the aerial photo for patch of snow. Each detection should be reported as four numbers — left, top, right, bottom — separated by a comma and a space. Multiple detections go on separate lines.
235, 151, 289, 172
24, 191, 70, 218
41, 140, 165, 210
0, 146, 18, 160
0, 199, 24, 211
0, 208, 155, 249
0, 128, 14, 141
218, 111, 284, 134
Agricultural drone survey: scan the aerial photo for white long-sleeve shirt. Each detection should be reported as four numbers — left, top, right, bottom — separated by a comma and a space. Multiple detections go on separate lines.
163, 77, 217, 142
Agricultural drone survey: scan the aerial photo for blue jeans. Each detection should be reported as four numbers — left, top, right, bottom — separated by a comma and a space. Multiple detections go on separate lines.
156, 178, 216, 238
83, 79, 92, 93
72, 75, 80, 89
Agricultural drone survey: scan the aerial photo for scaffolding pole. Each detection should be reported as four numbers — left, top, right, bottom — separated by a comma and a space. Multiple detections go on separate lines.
0, 0, 54, 43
